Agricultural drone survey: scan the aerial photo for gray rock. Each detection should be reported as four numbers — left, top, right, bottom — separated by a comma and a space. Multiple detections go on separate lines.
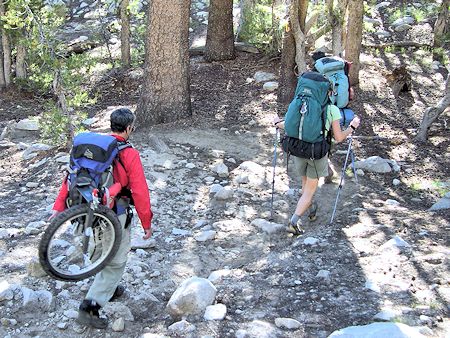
379, 236, 411, 251
251, 218, 284, 234
166, 276, 217, 317
16, 119, 39, 131
204, 303, 227, 320
304, 237, 319, 245
262, 82, 278, 91
103, 302, 134, 321
194, 230, 216, 242
354, 156, 392, 173
274, 317, 301, 330
328, 322, 425, 337
0, 281, 15, 301
373, 309, 401, 321
254, 71, 276, 83
63, 309, 78, 319
26, 257, 47, 278
214, 186, 234, 200
392, 16, 415, 27
394, 24, 412, 32
374, 31, 392, 38
172, 228, 191, 236
208, 269, 231, 283
364, 16, 382, 26
374, 1, 391, 10
57, 322, 68, 330
112, 317, 125, 332
429, 195, 450, 211
316, 270, 331, 281
168, 320, 196, 334
209, 184, 223, 194
212, 162, 229, 178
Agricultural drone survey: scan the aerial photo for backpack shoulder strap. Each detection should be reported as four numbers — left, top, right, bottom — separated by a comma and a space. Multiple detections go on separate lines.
117, 140, 133, 151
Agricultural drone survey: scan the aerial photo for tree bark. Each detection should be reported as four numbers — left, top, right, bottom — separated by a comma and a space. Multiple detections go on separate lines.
434, 0, 449, 47
277, 0, 308, 107
0, 31, 5, 89
344, 0, 363, 85
329, 0, 348, 56
205, 0, 235, 62
136, 0, 191, 127
415, 74, 450, 142
0, 0, 11, 87
16, 43, 27, 79
53, 71, 74, 149
120, 0, 131, 68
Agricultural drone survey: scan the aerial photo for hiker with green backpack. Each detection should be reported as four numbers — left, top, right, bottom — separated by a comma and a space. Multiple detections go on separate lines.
274, 72, 360, 235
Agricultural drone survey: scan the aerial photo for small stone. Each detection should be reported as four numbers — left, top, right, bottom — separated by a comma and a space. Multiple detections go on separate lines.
204, 303, 227, 321
392, 179, 401, 186
112, 317, 125, 332
57, 322, 68, 330
304, 237, 319, 245
275, 317, 301, 330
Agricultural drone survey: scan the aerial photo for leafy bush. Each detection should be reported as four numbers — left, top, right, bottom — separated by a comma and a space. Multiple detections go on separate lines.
237, 3, 284, 54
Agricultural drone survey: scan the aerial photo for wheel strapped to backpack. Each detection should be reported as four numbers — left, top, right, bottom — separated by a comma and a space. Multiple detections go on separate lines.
282, 72, 332, 160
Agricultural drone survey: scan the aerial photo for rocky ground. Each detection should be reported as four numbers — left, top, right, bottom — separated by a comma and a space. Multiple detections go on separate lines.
0, 0, 449, 338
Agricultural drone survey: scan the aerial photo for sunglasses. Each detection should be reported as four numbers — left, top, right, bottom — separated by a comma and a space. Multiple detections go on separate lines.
128, 125, 136, 132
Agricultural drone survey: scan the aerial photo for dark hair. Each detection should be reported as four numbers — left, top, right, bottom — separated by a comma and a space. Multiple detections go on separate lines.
311, 51, 326, 62
110, 108, 135, 132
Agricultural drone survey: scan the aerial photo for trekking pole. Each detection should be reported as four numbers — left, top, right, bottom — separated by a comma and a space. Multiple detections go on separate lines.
270, 127, 279, 221
330, 135, 353, 225
350, 148, 358, 184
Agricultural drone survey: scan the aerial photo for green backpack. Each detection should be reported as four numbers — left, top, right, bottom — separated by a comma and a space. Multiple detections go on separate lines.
282, 72, 332, 159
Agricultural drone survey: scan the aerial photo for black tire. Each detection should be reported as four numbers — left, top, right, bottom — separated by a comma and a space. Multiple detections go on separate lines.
39, 204, 122, 281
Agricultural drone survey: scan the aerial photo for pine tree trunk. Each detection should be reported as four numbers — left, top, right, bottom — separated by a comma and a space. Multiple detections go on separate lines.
415, 74, 450, 142
205, 0, 235, 62
344, 0, 363, 85
277, 0, 308, 107
327, 0, 348, 56
136, 0, 191, 127
16, 44, 27, 79
0, 0, 11, 87
278, 30, 297, 106
0, 32, 5, 89
434, 0, 449, 47
120, 0, 131, 68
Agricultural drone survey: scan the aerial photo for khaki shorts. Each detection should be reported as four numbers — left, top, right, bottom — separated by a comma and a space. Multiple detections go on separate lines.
293, 155, 329, 179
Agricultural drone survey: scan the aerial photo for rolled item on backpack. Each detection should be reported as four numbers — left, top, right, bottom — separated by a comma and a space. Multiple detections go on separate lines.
339, 108, 355, 128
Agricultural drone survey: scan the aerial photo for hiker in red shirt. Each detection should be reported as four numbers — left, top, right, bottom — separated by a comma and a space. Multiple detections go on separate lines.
52, 108, 153, 328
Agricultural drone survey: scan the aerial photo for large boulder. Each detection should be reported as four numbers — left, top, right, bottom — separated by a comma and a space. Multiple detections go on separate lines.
166, 277, 217, 317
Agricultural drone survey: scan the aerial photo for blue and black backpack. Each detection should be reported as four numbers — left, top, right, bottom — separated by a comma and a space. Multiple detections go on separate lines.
67, 133, 131, 207
281, 72, 332, 160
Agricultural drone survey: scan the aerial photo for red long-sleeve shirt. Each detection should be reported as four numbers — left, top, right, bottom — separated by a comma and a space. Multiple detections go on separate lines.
53, 135, 153, 230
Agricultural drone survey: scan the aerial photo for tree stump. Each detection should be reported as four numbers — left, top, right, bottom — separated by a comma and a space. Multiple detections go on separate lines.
386, 66, 412, 97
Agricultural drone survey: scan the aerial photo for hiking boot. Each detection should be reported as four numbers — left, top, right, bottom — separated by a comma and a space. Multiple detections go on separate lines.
77, 299, 108, 329
308, 201, 318, 221
109, 285, 125, 302
287, 221, 304, 236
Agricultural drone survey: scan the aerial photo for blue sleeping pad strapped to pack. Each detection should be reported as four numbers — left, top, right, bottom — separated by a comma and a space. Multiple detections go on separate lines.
340, 108, 355, 128
315, 57, 350, 108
